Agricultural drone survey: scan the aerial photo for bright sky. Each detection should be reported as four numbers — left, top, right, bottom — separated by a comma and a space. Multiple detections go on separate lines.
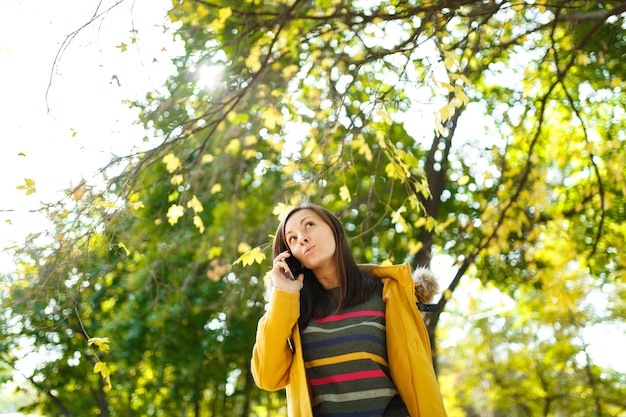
0, 0, 180, 273
0, 1, 179, 411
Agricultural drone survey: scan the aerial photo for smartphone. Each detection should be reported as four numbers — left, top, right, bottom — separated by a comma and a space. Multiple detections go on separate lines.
284, 253, 302, 280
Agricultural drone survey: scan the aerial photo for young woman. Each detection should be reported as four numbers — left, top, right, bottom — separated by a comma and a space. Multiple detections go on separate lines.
251, 203, 448, 416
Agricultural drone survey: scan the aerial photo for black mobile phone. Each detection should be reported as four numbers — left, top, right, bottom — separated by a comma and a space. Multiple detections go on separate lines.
284, 253, 302, 280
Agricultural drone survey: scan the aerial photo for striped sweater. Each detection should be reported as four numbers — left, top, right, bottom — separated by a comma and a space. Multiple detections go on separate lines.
301, 288, 409, 417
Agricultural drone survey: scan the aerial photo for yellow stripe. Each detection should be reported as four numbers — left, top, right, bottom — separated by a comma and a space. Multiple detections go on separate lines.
305, 351, 388, 369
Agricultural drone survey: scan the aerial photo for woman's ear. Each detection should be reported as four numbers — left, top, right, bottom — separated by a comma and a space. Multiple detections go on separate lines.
413, 267, 440, 303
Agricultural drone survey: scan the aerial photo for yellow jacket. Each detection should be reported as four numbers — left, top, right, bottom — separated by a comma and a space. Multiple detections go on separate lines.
251, 263, 448, 416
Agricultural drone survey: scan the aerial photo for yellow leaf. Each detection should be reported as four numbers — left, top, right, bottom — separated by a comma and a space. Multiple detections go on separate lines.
234, 246, 266, 267
208, 246, 222, 259
321, 57, 334, 69
339, 185, 352, 202
611, 77, 622, 89
118, 242, 130, 256
443, 53, 454, 69
93, 361, 112, 388
187, 195, 204, 213
94, 361, 105, 374
414, 217, 427, 228
16, 178, 36, 195
408, 240, 423, 254
210, 183, 222, 194
171, 174, 184, 185
439, 81, 454, 92
440, 103, 455, 122
577, 52, 589, 65
94, 200, 117, 209
262, 105, 283, 130
237, 242, 252, 254
217, 6, 232, 20
225, 139, 241, 154
245, 45, 262, 73
450, 97, 463, 108
376, 108, 393, 125
193, 215, 205, 233
88, 337, 111, 353
243, 149, 257, 159
88, 337, 110, 347
166, 204, 185, 225
385, 162, 405, 179
282, 64, 299, 78
454, 85, 469, 106
391, 207, 407, 232
273, 203, 294, 221
202, 154, 214, 164
353, 136, 373, 161
208, 7, 232, 31
434, 113, 446, 136
426, 216, 438, 232
243, 135, 258, 146
162, 153, 181, 173
116, 42, 128, 52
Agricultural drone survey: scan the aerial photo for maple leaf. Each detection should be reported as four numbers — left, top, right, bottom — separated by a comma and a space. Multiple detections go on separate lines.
234, 246, 266, 267
187, 195, 204, 213
162, 152, 181, 173
339, 185, 352, 203
88, 337, 111, 353
94, 361, 112, 388
166, 204, 185, 225
16, 178, 36, 195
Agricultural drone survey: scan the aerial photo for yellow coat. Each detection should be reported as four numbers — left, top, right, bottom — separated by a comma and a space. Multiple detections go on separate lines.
251, 263, 448, 417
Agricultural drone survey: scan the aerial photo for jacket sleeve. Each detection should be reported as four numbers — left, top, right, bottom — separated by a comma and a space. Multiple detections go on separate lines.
251, 288, 301, 391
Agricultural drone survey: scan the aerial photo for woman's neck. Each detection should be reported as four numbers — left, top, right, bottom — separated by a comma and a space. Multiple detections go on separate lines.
313, 265, 339, 289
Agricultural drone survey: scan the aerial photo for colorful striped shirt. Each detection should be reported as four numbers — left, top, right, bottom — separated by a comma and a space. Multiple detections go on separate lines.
301, 288, 409, 417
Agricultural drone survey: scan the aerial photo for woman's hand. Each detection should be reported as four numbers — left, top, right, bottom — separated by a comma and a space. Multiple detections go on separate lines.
270, 251, 304, 292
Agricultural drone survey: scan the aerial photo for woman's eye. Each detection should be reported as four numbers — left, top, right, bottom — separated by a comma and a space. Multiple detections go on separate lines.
306, 222, 314, 228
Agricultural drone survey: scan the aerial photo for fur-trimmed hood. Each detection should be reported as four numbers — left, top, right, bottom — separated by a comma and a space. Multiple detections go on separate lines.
412, 267, 440, 304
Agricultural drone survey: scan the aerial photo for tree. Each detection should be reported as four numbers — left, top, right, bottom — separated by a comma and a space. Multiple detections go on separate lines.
2, 0, 625, 415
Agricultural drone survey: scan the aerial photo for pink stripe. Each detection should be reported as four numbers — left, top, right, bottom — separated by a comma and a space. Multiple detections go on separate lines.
314, 310, 385, 323
310, 370, 386, 386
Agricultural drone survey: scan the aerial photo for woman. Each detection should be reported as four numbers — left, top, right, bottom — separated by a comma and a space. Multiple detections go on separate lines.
251, 204, 447, 416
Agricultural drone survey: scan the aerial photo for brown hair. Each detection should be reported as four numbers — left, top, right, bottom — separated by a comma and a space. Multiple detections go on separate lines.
273, 203, 381, 327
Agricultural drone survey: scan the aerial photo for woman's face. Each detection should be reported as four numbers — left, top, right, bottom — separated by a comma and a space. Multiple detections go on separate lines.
284, 209, 336, 271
